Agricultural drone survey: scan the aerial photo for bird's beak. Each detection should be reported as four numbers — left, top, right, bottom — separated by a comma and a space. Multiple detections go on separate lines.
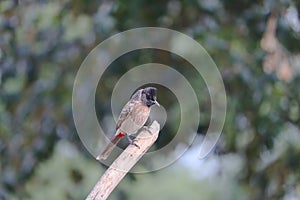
154, 100, 160, 107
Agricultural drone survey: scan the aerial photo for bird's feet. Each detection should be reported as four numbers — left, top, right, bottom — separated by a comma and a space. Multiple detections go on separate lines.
142, 126, 152, 135
127, 135, 140, 149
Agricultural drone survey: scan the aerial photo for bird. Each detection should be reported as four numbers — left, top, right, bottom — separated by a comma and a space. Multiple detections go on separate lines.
96, 87, 160, 160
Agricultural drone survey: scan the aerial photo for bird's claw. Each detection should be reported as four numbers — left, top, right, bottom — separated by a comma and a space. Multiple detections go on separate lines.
131, 140, 140, 149
127, 135, 140, 148
142, 126, 152, 134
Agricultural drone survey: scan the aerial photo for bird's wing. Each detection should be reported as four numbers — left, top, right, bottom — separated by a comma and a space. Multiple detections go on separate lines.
115, 100, 135, 131
116, 89, 143, 131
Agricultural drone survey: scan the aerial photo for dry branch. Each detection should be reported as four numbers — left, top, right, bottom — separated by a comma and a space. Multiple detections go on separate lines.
86, 121, 160, 200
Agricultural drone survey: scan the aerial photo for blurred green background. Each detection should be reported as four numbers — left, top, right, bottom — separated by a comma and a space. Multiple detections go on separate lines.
1, 0, 300, 199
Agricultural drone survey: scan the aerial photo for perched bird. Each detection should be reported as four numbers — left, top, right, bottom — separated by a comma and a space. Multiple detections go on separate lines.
97, 87, 160, 160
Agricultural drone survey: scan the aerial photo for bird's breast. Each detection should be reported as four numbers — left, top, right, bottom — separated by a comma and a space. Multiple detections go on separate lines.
119, 103, 150, 135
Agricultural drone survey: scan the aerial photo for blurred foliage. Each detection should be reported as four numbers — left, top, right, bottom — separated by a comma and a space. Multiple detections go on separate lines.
1, 0, 300, 199
24, 140, 102, 200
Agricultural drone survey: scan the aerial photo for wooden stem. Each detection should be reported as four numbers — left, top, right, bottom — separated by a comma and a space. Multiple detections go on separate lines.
86, 121, 160, 200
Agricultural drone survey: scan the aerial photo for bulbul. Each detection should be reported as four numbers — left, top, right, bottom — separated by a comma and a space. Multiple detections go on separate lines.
97, 87, 160, 160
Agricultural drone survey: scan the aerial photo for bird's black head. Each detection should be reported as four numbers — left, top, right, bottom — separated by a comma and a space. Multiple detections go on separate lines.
141, 87, 160, 107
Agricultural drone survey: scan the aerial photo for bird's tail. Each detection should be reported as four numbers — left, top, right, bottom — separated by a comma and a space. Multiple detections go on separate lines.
96, 132, 125, 160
